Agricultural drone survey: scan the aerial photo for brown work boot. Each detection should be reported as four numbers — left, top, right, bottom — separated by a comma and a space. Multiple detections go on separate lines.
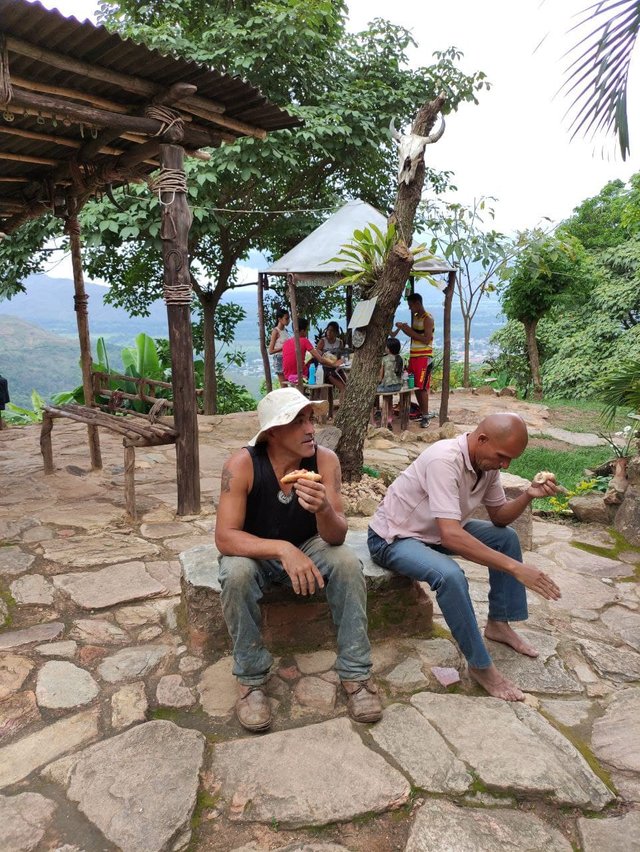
342, 679, 383, 723
236, 684, 272, 732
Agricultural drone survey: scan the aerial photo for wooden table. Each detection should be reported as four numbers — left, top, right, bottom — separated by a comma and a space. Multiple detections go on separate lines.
375, 387, 413, 431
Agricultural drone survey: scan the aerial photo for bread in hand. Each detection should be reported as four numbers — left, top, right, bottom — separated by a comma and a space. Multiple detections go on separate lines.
280, 469, 323, 485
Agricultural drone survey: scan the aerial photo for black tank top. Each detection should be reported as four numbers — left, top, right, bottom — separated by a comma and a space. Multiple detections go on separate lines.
243, 444, 318, 546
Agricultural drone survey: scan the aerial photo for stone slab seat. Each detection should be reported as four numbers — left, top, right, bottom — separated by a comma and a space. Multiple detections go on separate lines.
179, 530, 433, 656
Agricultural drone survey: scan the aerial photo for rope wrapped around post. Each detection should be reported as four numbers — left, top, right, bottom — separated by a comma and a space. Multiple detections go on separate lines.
0, 34, 14, 110
144, 105, 184, 137
149, 165, 192, 305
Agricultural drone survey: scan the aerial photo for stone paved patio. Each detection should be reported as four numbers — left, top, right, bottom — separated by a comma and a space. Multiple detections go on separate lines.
0, 397, 639, 851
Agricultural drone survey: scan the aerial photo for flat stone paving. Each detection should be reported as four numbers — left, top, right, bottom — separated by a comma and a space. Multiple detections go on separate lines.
0, 408, 639, 851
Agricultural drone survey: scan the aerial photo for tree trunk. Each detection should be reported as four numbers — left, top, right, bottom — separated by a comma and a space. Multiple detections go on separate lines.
201, 293, 217, 415
336, 94, 446, 480
524, 319, 543, 401
462, 313, 471, 387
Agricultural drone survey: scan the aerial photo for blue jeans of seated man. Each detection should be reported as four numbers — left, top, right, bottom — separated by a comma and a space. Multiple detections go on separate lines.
218, 535, 372, 686
367, 520, 527, 670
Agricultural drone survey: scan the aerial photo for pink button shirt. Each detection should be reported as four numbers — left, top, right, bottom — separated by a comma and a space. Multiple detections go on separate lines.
370, 434, 506, 544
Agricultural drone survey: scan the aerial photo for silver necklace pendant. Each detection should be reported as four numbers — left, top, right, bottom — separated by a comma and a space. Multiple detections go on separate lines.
277, 489, 295, 505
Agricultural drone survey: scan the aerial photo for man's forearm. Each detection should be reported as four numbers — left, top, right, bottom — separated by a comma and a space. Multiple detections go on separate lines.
315, 504, 348, 545
489, 491, 533, 526
216, 530, 294, 561
441, 526, 519, 574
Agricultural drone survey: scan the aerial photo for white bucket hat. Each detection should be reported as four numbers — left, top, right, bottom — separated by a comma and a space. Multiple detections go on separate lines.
248, 387, 328, 446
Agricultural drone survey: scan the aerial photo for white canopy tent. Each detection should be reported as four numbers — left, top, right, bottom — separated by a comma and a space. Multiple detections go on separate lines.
258, 199, 457, 422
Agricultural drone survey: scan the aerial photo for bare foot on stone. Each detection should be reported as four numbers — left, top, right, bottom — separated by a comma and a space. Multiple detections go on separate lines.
484, 620, 539, 658
469, 664, 525, 702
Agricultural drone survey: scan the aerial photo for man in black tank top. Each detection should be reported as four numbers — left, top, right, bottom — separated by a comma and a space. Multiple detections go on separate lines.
216, 388, 382, 732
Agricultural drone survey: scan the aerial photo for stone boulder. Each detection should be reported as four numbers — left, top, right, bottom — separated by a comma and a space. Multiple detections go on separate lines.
569, 493, 613, 525
498, 386, 518, 397
614, 485, 640, 546
180, 531, 433, 656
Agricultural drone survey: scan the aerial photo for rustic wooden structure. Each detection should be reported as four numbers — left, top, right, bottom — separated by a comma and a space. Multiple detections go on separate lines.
259, 199, 456, 425
0, 0, 299, 514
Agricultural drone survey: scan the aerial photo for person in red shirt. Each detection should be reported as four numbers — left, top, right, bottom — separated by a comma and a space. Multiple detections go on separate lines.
281, 317, 343, 383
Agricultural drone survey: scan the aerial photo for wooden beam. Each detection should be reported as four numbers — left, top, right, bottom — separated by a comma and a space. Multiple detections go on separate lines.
6, 36, 268, 139
1, 150, 59, 165
10, 88, 224, 148
0, 124, 122, 155
0, 176, 29, 182
11, 74, 132, 114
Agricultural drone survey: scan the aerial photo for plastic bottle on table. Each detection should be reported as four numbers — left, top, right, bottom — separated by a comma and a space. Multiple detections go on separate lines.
308, 363, 316, 385
316, 364, 324, 385
402, 370, 409, 389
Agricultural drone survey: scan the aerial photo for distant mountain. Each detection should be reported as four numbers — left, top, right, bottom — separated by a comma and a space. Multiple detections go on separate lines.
0, 316, 81, 408
0, 273, 507, 405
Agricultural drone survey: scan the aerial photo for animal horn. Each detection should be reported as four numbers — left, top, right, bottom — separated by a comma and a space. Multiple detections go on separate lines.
389, 117, 402, 143
425, 115, 446, 144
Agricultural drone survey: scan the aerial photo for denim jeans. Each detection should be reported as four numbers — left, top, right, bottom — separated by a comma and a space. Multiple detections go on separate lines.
219, 535, 372, 686
367, 520, 527, 669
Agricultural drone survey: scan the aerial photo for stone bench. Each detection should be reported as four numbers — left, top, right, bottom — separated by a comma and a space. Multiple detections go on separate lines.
179, 530, 433, 657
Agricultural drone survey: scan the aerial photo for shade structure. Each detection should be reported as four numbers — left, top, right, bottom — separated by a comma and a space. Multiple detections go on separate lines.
265, 199, 454, 277
0, 0, 300, 513
258, 198, 456, 424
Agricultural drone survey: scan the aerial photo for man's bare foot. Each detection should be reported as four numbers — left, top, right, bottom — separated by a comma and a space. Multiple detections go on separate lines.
469, 664, 525, 702
484, 620, 539, 658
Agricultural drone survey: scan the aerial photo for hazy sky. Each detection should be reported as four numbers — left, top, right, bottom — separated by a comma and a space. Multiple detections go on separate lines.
30, 0, 640, 279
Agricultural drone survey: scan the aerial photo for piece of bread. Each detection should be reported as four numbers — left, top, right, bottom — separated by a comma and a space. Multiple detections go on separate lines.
533, 470, 569, 495
533, 470, 556, 485
280, 469, 323, 485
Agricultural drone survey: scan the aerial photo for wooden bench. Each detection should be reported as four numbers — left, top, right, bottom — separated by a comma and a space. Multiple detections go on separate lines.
374, 387, 413, 431
40, 371, 179, 519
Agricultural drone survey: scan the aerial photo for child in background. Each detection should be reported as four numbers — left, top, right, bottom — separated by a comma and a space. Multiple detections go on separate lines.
268, 308, 290, 387
373, 337, 404, 430
377, 337, 403, 393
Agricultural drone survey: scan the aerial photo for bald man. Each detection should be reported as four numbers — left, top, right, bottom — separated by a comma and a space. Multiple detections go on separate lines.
367, 414, 561, 701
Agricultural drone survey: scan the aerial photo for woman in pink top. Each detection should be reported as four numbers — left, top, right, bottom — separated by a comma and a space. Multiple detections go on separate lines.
281, 317, 343, 384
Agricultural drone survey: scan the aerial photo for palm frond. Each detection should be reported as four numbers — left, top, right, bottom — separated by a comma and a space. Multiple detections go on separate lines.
561, 0, 640, 160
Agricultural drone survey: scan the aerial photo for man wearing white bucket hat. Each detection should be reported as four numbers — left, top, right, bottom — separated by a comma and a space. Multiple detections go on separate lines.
215, 387, 382, 732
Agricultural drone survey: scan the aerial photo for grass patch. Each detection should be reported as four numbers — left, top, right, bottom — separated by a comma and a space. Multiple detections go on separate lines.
543, 397, 628, 434
509, 446, 614, 510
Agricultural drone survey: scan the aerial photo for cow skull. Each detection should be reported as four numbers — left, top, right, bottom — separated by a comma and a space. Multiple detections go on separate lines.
389, 115, 446, 185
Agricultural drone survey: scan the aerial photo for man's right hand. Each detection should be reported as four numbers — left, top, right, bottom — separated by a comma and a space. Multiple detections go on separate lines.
280, 543, 325, 596
513, 563, 561, 601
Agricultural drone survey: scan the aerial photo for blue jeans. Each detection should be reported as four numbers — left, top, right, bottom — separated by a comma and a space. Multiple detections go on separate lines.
367, 520, 527, 669
219, 535, 372, 686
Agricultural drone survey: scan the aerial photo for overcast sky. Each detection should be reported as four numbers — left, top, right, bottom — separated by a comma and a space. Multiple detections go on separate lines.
32, 0, 640, 278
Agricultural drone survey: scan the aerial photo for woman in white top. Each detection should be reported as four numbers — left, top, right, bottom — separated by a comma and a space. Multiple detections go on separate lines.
317, 321, 348, 394
268, 308, 291, 387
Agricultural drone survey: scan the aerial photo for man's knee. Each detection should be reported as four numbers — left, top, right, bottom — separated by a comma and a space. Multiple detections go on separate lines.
323, 545, 363, 584
219, 556, 260, 596
436, 561, 469, 595
496, 525, 521, 557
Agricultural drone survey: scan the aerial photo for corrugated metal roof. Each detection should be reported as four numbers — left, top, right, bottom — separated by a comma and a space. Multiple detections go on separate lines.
0, 0, 301, 230
265, 199, 455, 275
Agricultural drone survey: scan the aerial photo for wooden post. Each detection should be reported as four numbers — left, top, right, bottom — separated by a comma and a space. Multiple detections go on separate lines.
123, 442, 136, 519
258, 273, 272, 393
65, 210, 101, 470
158, 143, 201, 515
439, 270, 456, 426
40, 412, 54, 473
287, 274, 304, 390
